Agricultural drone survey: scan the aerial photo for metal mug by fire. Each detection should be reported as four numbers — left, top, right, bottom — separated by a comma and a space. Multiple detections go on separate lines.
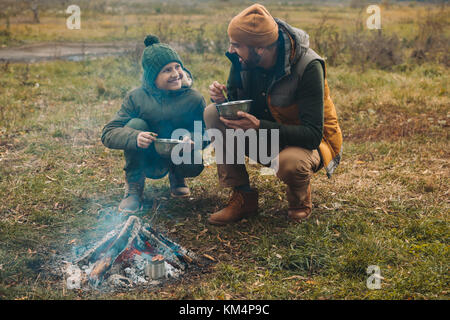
145, 259, 166, 280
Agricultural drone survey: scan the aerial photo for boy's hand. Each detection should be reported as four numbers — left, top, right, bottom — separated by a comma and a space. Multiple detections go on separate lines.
182, 135, 195, 150
137, 132, 157, 149
209, 81, 227, 103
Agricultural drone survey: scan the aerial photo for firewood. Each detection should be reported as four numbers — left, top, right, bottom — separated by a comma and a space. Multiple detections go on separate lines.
203, 254, 216, 262
145, 226, 194, 264
89, 256, 112, 286
76, 229, 119, 266
88, 216, 141, 284
78, 215, 195, 286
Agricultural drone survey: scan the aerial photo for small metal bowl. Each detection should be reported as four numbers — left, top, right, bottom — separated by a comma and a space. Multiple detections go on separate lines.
154, 138, 184, 158
216, 100, 252, 120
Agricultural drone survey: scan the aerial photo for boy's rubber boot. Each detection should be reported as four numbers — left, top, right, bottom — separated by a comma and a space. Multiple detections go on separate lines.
118, 176, 145, 214
207, 189, 258, 225
169, 169, 190, 198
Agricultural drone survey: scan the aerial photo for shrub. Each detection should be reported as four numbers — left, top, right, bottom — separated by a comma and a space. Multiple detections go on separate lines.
345, 30, 404, 70
411, 7, 449, 66
350, 0, 369, 9
310, 15, 345, 66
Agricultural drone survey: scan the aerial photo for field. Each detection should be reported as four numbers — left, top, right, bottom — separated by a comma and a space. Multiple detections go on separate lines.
0, 1, 448, 300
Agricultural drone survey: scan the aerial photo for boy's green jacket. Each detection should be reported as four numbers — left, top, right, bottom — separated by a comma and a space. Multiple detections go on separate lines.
101, 72, 206, 151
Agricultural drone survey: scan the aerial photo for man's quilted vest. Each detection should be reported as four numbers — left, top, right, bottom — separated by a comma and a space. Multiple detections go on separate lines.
267, 48, 343, 178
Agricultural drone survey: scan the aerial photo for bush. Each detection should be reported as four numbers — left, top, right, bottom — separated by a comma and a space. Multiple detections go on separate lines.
211, 25, 229, 55
310, 15, 345, 66
350, 0, 369, 9
411, 7, 449, 66
345, 30, 404, 70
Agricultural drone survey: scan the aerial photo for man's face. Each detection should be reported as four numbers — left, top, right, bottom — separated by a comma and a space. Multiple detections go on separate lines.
228, 38, 261, 69
154, 62, 184, 91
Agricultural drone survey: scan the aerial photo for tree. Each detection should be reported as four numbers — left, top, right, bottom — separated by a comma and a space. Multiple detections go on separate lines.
29, 0, 40, 23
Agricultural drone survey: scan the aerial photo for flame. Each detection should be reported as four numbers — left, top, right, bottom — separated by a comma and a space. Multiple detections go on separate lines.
116, 240, 158, 263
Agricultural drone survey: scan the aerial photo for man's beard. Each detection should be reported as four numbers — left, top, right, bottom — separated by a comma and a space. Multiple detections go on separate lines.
240, 48, 262, 70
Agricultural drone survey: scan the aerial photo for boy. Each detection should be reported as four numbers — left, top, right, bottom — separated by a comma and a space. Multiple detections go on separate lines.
102, 35, 206, 213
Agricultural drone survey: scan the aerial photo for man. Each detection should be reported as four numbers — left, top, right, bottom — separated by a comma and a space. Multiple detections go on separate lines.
204, 4, 343, 225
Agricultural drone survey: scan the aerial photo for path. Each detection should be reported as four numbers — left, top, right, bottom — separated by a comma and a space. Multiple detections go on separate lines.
0, 41, 141, 63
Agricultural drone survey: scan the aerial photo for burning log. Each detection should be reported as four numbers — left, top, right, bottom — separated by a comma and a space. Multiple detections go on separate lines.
149, 227, 194, 264
76, 229, 118, 266
89, 256, 112, 285
88, 216, 141, 285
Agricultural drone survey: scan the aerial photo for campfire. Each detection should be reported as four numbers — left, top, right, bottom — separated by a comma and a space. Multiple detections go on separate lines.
64, 215, 195, 290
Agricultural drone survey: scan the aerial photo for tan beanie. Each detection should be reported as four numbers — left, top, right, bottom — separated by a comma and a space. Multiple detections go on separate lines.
227, 3, 279, 48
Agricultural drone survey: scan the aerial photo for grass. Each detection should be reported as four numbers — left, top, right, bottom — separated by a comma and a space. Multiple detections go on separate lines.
1, 1, 447, 45
0, 1, 449, 300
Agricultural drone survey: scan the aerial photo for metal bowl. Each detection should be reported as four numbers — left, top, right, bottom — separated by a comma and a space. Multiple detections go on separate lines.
216, 100, 252, 120
154, 138, 184, 158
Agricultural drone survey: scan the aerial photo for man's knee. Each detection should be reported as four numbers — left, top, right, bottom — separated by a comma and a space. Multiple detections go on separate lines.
276, 148, 315, 182
125, 118, 150, 131
203, 103, 220, 129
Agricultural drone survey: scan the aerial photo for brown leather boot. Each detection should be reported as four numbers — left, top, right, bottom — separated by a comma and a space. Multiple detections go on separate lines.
118, 176, 145, 214
287, 183, 312, 222
169, 171, 190, 198
208, 189, 258, 225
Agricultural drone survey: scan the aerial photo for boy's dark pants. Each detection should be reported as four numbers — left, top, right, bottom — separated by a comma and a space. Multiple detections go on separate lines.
124, 118, 204, 183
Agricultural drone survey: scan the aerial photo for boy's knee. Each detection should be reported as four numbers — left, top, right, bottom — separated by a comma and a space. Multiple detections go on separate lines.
186, 163, 204, 178
172, 163, 204, 178
125, 118, 150, 131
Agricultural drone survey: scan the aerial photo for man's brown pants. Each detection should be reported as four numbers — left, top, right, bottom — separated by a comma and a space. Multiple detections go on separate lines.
204, 104, 322, 210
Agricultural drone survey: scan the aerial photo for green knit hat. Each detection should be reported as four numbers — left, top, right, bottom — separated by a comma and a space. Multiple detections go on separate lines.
141, 35, 183, 87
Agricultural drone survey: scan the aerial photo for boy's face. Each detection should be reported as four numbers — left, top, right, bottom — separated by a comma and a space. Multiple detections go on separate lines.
155, 62, 184, 91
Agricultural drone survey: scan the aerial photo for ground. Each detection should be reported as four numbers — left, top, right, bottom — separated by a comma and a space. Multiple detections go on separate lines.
0, 1, 448, 300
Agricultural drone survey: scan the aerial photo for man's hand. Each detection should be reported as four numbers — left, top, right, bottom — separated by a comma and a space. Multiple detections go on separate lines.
137, 131, 157, 149
209, 81, 227, 103
220, 111, 260, 130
